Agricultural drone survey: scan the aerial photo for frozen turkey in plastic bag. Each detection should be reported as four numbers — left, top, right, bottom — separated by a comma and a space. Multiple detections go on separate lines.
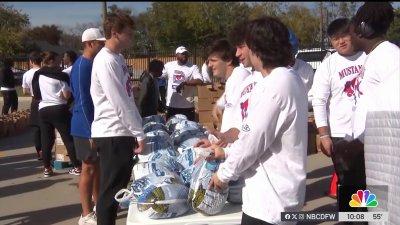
116, 171, 190, 219
142, 114, 166, 126
188, 158, 229, 215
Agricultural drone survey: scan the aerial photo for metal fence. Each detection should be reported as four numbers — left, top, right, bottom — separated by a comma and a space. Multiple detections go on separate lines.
11, 47, 332, 85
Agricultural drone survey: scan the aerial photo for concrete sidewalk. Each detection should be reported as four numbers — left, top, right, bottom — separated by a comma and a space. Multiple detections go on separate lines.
0, 97, 342, 224
0, 127, 343, 225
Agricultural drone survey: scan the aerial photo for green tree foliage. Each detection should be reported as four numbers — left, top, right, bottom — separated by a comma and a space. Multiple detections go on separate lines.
324, 2, 358, 22
387, 7, 400, 43
0, 3, 30, 57
249, 2, 288, 19
29, 25, 63, 46
280, 4, 321, 48
142, 2, 250, 50
108, 4, 133, 15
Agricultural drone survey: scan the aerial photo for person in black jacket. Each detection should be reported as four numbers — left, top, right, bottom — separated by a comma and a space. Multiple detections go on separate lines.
0, 58, 18, 115
138, 59, 164, 117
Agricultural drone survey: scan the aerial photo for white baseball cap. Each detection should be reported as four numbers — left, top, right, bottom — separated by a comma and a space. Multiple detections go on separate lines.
82, 28, 106, 42
176, 46, 189, 54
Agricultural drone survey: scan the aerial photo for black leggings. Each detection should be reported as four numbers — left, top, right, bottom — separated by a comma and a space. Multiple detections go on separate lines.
1, 90, 18, 115
30, 100, 41, 153
39, 104, 80, 168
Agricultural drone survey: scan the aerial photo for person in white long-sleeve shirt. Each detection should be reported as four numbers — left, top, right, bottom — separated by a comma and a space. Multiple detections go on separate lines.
311, 18, 367, 203
288, 30, 315, 109
206, 39, 250, 133
208, 16, 308, 225
90, 13, 145, 225
205, 20, 263, 147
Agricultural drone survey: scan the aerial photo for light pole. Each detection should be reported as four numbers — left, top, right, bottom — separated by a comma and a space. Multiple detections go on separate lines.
102, 2, 107, 28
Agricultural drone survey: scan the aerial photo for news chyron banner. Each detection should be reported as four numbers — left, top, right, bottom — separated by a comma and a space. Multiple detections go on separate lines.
281, 185, 388, 223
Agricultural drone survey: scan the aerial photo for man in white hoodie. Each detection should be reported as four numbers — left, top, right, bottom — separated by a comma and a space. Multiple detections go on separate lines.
208, 16, 308, 225
90, 13, 145, 225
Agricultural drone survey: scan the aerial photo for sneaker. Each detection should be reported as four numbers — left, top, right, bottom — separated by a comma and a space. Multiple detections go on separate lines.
43, 167, 53, 177
78, 211, 97, 225
69, 167, 81, 176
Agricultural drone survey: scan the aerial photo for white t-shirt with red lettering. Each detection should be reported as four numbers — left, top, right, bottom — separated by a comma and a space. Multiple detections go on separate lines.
220, 66, 251, 132
311, 51, 366, 137
161, 60, 203, 108
90, 47, 145, 140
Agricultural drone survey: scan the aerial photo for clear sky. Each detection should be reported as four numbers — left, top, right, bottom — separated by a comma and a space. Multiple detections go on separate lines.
5, 2, 153, 28
5, 2, 400, 30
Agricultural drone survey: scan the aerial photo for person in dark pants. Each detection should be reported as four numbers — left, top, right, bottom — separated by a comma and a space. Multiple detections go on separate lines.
32, 51, 81, 177
90, 13, 145, 225
157, 77, 167, 113
22, 51, 43, 160
0, 58, 18, 115
138, 59, 164, 117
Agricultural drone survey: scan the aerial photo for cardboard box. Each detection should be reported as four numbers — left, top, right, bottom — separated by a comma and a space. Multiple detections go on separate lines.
198, 110, 214, 123
213, 88, 225, 99
201, 122, 215, 130
197, 99, 214, 111
196, 86, 212, 99
55, 144, 70, 162
197, 86, 217, 100
55, 129, 64, 145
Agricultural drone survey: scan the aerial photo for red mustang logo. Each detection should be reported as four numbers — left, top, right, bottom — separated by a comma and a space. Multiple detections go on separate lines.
175, 74, 185, 80
240, 99, 249, 120
344, 77, 363, 98
343, 78, 357, 97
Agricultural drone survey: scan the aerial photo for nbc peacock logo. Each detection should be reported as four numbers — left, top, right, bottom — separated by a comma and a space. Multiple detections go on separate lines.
349, 190, 378, 207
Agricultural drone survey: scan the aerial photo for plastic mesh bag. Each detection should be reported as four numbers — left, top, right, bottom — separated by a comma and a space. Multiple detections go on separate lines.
188, 159, 229, 215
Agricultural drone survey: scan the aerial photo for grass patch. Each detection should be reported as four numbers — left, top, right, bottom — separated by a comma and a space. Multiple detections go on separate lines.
16, 86, 26, 97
